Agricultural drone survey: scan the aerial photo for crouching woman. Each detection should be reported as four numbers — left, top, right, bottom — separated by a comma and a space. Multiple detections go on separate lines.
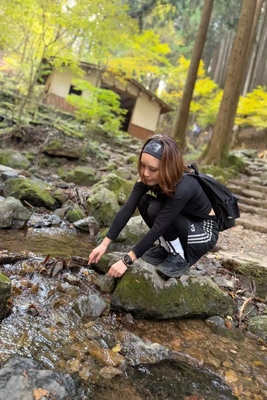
88, 135, 219, 279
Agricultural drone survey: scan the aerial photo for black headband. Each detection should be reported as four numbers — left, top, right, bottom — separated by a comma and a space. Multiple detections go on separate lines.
142, 139, 163, 160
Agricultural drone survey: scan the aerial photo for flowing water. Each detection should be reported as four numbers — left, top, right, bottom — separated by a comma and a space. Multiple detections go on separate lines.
0, 227, 266, 399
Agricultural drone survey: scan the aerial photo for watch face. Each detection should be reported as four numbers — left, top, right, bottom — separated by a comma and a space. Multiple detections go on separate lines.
124, 255, 133, 265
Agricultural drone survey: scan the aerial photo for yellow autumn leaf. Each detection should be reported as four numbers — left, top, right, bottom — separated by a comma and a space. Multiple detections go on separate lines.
112, 343, 121, 353
33, 388, 49, 400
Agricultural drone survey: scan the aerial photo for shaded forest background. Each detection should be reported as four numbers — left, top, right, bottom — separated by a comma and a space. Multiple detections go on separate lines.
0, 0, 267, 166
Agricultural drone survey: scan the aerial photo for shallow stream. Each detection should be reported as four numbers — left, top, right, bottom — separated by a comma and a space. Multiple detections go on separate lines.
0, 227, 267, 399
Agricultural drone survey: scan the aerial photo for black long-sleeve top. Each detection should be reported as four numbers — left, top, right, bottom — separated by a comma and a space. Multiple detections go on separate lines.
106, 175, 212, 258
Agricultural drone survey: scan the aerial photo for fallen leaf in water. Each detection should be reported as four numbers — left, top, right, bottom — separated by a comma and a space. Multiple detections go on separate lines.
33, 388, 49, 399
31, 282, 39, 294
225, 369, 239, 383
17, 332, 29, 347
43, 254, 50, 264
100, 366, 123, 379
225, 319, 232, 329
170, 338, 181, 350
112, 343, 121, 353
51, 260, 63, 276
27, 304, 39, 316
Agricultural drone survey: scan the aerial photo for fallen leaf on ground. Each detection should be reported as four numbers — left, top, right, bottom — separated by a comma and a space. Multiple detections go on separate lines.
33, 388, 49, 399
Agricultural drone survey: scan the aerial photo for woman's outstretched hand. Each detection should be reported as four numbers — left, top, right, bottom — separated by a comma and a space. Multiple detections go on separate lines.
107, 259, 127, 278
88, 243, 107, 265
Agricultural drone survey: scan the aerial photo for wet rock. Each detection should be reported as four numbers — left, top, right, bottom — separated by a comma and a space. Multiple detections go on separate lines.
0, 355, 82, 400
0, 196, 31, 228
94, 274, 116, 293
119, 331, 175, 366
205, 316, 244, 342
247, 315, 267, 341
72, 293, 109, 319
27, 213, 62, 228
73, 216, 99, 233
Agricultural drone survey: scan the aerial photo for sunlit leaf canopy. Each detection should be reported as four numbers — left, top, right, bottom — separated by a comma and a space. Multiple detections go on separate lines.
0, 0, 170, 83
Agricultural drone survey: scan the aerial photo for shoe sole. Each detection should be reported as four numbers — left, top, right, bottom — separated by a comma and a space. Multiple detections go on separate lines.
156, 265, 190, 279
141, 254, 167, 265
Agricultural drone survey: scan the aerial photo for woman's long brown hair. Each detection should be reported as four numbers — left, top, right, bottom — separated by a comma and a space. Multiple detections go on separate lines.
138, 134, 190, 196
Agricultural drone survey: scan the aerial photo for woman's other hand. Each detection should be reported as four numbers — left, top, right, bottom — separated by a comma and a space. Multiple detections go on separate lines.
107, 260, 127, 278
88, 243, 108, 264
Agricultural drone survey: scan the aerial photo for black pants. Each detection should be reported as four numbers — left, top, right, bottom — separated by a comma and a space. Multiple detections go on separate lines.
138, 194, 219, 267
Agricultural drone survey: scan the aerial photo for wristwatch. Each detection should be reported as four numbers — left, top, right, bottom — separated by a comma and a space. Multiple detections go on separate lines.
122, 254, 134, 267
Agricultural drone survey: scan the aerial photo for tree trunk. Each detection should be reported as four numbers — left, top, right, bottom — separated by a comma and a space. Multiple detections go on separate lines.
202, 0, 257, 166
172, 0, 214, 149
241, 0, 264, 95
246, 1, 267, 91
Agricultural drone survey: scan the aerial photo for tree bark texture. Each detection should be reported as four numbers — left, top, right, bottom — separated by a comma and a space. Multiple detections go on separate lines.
204, 0, 257, 166
172, 0, 214, 149
241, 0, 265, 95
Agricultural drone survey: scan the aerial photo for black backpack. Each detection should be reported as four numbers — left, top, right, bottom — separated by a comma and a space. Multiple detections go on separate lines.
186, 164, 240, 231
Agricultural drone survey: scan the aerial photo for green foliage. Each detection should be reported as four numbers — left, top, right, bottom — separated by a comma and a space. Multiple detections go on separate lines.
0, 0, 169, 130
235, 86, 267, 130
66, 79, 127, 136
160, 57, 222, 128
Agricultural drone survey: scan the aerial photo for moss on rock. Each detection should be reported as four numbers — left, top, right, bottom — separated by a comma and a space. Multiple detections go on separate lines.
0, 150, 30, 170
91, 173, 134, 205
64, 166, 98, 186
111, 259, 235, 319
4, 177, 57, 209
87, 188, 120, 227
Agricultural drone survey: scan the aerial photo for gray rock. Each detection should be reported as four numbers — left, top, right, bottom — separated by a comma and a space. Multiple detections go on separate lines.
27, 213, 62, 228
0, 197, 31, 228
120, 331, 175, 366
1, 171, 19, 181
0, 356, 81, 400
72, 293, 108, 319
247, 315, 267, 341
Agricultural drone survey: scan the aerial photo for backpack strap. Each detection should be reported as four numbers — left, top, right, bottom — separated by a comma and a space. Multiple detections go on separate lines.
185, 165, 216, 220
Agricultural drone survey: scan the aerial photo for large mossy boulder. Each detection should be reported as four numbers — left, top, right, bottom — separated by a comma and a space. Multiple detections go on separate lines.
64, 166, 98, 186
0, 197, 31, 228
90, 173, 134, 205
0, 273, 11, 321
105, 253, 235, 320
0, 150, 30, 170
43, 138, 85, 159
4, 177, 57, 209
87, 188, 120, 227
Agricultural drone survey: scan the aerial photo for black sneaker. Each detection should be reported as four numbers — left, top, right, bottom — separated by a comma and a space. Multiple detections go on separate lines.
141, 246, 169, 265
156, 253, 190, 278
